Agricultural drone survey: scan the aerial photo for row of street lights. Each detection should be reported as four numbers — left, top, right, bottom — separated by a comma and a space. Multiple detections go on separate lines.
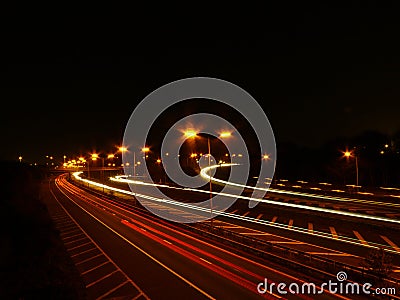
343, 144, 394, 189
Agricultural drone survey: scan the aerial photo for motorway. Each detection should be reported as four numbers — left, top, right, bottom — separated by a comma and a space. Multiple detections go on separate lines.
104, 171, 400, 269
44, 174, 360, 299
42, 170, 398, 299
72, 167, 400, 278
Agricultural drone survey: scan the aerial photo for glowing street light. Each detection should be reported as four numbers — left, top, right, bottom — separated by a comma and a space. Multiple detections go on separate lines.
118, 145, 129, 158
184, 130, 197, 139
219, 131, 232, 138
343, 148, 359, 188
181, 128, 235, 226
18, 156, 22, 163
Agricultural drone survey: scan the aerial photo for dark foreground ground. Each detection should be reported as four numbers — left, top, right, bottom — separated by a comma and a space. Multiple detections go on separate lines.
0, 161, 86, 299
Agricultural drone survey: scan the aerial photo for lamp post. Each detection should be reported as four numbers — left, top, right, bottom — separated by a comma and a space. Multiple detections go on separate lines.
156, 158, 163, 183
90, 153, 103, 191
119, 145, 136, 201
141, 147, 150, 182
344, 149, 359, 190
183, 130, 232, 228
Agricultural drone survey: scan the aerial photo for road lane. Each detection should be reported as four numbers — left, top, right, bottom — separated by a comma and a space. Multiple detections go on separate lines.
49, 178, 216, 299
71, 172, 400, 275
51, 174, 355, 299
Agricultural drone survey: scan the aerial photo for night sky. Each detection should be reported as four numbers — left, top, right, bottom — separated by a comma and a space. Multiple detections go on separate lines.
2, 4, 400, 164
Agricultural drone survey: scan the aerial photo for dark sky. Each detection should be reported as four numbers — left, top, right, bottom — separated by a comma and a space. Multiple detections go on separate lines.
2, 3, 400, 163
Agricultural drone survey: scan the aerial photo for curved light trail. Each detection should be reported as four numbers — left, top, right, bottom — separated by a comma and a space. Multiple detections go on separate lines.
71, 171, 400, 254
109, 166, 400, 225
200, 164, 400, 209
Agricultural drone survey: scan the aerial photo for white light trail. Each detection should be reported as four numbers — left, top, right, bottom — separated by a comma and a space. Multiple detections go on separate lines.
109, 166, 400, 225
70, 171, 400, 254
199, 164, 400, 209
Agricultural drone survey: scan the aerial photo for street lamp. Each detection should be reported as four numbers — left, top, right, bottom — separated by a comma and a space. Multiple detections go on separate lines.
140, 147, 150, 180
89, 153, 99, 181
219, 131, 231, 138
343, 149, 359, 189
184, 130, 197, 139
183, 129, 233, 227
118, 146, 128, 174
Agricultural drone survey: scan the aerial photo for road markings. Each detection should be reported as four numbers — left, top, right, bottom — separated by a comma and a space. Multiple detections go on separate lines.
50, 184, 151, 300
63, 232, 85, 240
380, 235, 400, 252
256, 213, 263, 220
60, 228, 81, 236
97, 280, 130, 300
86, 270, 119, 288
308, 223, 313, 234
220, 225, 242, 229
57, 223, 77, 230
68, 241, 92, 251
64, 236, 88, 245
288, 219, 293, 229
242, 211, 250, 217
54, 183, 213, 300
241, 232, 271, 235
270, 241, 304, 244
306, 252, 353, 256
81, 261, 110, 275
70, 247, 98, 258
353, 231, 368, 246
271, 216, 277, 224
76, 254, 103, 265
200, 257, 212, 265
230, 209, 238, 214
329, 226, 338, 239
